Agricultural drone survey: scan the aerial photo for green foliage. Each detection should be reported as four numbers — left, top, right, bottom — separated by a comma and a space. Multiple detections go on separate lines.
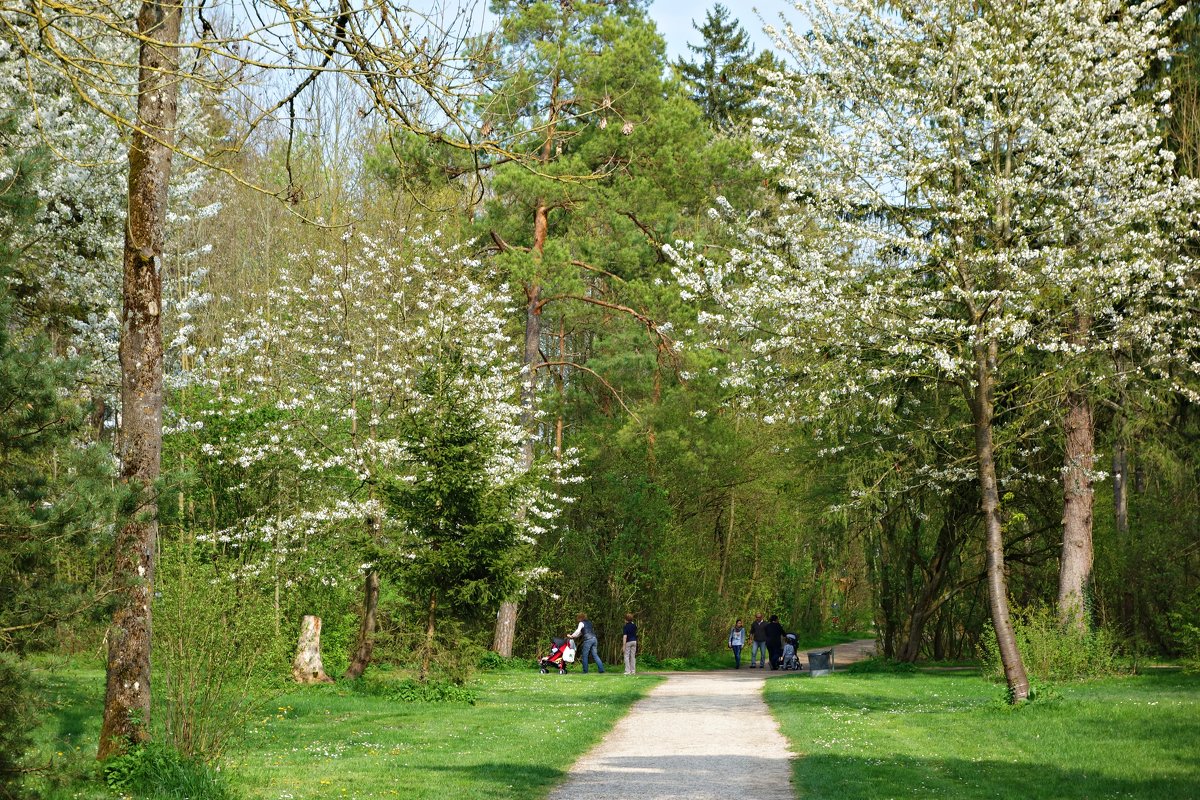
0, 654, 39, 800
0, 132, 115, 653
152, 552, 283, 760
675, 4, 783, 130
100, 742, 236, 800
1165, 587, 1200, 670
350, 677, 478, 705
843, 656, 919, 674
980, 605, 1123, 682
379, 358, 530, 619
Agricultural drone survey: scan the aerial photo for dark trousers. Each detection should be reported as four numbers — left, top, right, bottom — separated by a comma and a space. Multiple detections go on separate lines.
766, 643, 782, 670
731, 644, 743, 668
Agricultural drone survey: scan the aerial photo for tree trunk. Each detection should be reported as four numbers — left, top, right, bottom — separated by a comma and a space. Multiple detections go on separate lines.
421, 590, 437, 682
292, 615, 333, 684
1113, 441, 1128, 536
1058, 315, 1095, 632
971, 340, 1030, 703
343, 569, 379, 679
97, 0, 181, 761
493, 202, 549, 656
492, 600, 517, 658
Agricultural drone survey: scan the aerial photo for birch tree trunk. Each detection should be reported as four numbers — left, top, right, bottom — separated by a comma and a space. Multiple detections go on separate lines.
972, 340, 1030, 703
293, 615, 333, 684
97, 0, 181, 760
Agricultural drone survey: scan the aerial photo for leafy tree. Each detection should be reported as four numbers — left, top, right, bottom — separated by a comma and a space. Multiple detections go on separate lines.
675, 4, 781, 131
469, 0, 771, 653
673, 0, 1198, 701
194, 225, 544, 678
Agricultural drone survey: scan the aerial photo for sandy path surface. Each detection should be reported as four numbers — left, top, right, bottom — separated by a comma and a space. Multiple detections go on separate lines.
547, 639, 876, 800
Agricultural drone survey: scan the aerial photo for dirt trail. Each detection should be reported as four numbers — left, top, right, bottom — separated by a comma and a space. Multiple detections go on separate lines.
547, 639, 876, 800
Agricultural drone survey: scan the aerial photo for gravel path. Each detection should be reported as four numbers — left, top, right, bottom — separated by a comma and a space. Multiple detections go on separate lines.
547, 639, 876, 800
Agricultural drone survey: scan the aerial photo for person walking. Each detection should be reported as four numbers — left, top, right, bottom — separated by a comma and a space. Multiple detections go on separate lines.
569, 613, 605, 674
728, 618, 746, 668
748, 612, 769, 668
765, 614, 785, 670
622, 613, 638, 675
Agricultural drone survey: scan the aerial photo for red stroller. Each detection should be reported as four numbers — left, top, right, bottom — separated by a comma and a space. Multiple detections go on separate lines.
538, 637, 576, 674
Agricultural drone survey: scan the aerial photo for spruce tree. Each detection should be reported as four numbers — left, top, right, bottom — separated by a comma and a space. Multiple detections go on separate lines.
675, 4, 780, 131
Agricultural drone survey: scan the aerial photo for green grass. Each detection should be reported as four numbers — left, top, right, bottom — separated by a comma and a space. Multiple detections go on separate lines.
765, 669, 1200, 799
30, 664, 659, 800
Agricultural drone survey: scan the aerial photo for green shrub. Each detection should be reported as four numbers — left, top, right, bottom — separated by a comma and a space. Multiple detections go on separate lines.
477, 650, 522, 671
1166, 588, 1200, 670
153, 555, 281, 760
351, 677, 477, 705
101, 742, 236, 800
980, 604, 1122, 682
844, 657, 919, 674
0, 654, 39, 800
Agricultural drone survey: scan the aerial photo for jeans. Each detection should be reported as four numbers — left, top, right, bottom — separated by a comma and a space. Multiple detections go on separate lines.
731, 644, 743, 668
752, 641, 767, 666
623, 641, 637, 674
580, 636, 605, 673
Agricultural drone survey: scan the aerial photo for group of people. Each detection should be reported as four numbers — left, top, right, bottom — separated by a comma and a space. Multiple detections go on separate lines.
566, 612, 640, 675
727, 613, 793, 670
556, 610, 794, 676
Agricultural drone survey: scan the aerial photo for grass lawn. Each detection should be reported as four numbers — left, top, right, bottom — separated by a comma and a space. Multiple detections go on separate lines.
32, 665, 660, 800
765, 668, 1200, 800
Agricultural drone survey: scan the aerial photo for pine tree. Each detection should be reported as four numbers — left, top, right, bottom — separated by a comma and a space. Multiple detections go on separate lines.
0, 117, 114, 799
675, 4, 781, 131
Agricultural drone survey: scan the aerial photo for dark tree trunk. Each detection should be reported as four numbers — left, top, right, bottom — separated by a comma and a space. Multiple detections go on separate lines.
971, 340, 1030, 703
1113, 442, 1128, 536
1059, 316, 1095, 632
421, 590, 437, 682
97, 0, 181, 760
344, 569, 379, 679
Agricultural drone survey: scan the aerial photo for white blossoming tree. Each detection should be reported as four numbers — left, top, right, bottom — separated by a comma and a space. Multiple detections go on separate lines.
192, 225, 553, 679
672, 0, 1199, 701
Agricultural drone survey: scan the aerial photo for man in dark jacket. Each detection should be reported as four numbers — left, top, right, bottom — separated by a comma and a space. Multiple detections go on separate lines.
748, 612, 768, 668
764, 614, 785, 670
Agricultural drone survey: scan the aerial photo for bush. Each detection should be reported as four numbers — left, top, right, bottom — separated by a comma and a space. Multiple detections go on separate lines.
844, 657, 919, 674
980, 604, 1122, 682
101, 742, 236, 800
351, 677, 477, 705
153, 554, 282, 760
477, 650, 521, 671
1165, 588, 1200, 670
0, 654, 39, 800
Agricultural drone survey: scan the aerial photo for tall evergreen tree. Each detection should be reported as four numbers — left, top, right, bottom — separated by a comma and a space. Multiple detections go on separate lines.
0, 118, 115, 798
675, 4, 781, 131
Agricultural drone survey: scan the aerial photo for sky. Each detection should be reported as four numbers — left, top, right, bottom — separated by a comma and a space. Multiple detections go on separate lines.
646, 1, 802, 61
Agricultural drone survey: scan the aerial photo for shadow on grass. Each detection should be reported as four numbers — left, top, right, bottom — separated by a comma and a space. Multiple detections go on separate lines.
418, 755, 797, 798
407, 762, 565, 798
794, 753, 1200, 800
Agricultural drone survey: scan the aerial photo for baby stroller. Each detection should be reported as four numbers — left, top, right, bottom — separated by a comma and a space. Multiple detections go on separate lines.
538, 637, 576, 674
780, 633, 802, 670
